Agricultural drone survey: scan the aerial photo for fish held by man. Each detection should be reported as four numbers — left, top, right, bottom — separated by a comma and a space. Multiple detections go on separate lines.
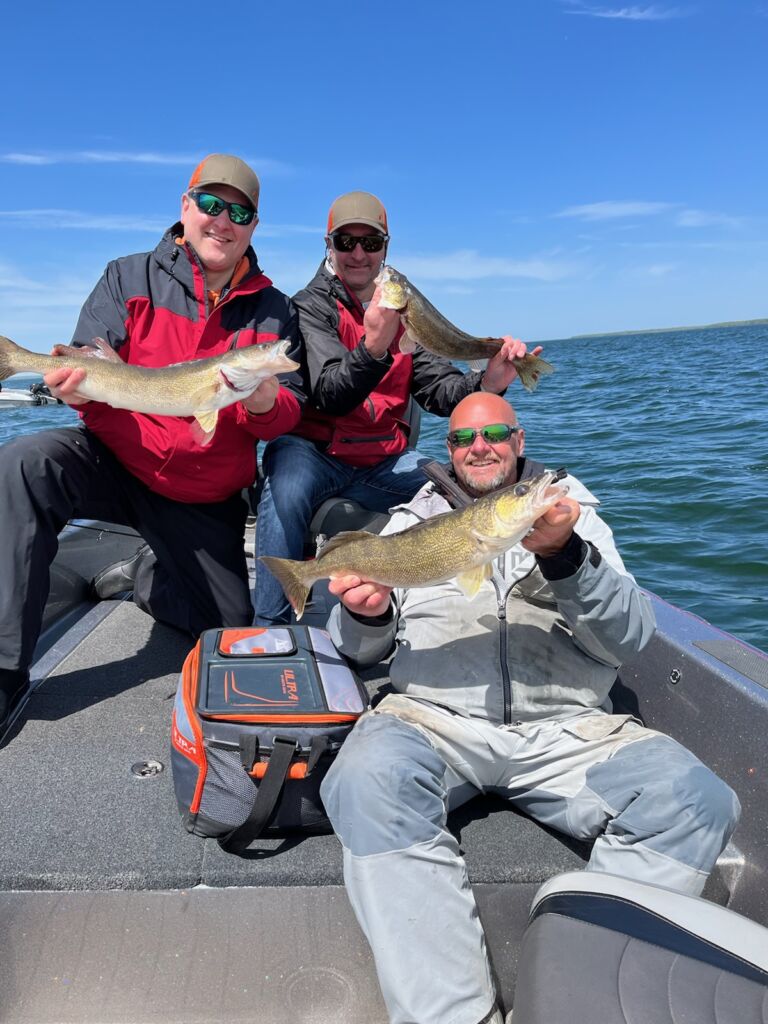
0, 334, 300, 443
376, 266, 555, 391
260, 470, 568, 619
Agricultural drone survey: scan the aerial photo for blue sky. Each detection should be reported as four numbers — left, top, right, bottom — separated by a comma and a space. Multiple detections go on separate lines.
2, 0, 766, 351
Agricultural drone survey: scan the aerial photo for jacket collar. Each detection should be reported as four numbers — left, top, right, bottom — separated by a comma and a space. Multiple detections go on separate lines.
308, 259, 366, 317
155, 224, 267, 295
423, 456, 548, 509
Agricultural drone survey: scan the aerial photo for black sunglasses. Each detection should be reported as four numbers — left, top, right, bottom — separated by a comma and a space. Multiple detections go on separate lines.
188, 190, 257, 226
447, 424, 522, 448
330, 232, 388, 253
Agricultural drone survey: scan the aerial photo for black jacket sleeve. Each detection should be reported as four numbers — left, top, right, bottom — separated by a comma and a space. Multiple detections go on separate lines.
409, 346, 485, 416
293, 288, 394, 416
71, 260, 130, 350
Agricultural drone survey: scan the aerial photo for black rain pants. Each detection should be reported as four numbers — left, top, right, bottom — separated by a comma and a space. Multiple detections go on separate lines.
0, 426, 253, 676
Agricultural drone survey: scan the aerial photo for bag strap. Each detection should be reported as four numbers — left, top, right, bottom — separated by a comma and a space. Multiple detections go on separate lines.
219, 736, 298, 855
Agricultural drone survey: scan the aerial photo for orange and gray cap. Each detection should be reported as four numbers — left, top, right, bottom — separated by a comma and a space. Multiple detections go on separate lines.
327, 191, 388, 235
188, 154, 260, 209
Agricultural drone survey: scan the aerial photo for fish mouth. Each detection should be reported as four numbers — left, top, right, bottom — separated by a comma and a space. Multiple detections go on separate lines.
541, 474, 570, 504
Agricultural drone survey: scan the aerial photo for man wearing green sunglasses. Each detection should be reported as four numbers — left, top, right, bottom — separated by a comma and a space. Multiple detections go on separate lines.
0, 154, 305, 732
254, 189, 535, 626
321, 392, 739, 1024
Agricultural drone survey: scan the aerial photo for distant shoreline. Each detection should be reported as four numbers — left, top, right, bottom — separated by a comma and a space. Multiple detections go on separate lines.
563, 318, 768, 341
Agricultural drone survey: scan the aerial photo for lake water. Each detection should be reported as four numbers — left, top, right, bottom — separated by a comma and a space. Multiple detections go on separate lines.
2, 322, 766, 652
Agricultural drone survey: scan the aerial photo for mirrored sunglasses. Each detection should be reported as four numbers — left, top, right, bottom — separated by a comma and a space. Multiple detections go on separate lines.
447, 424, 522, 448
188, 190, 256, 225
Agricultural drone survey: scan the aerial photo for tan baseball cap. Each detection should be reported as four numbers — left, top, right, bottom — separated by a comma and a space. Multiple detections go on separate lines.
188, 154, 260, 208
327, 191, 388, 235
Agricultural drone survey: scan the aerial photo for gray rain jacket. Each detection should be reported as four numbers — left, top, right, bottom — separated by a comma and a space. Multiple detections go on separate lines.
328, 461, 656, 725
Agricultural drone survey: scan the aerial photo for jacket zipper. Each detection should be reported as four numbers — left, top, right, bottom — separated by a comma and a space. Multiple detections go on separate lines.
493, 555, 537, 726
493, 567, 513, 724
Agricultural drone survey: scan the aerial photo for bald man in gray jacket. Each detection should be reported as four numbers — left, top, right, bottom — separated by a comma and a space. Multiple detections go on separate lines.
321, 392, 741, 1024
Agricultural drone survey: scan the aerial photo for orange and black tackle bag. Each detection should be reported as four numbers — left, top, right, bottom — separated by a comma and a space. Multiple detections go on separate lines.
171, 625, 369, 854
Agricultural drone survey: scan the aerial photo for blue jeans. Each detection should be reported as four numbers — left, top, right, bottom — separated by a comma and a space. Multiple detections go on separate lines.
254, 435, 430, 625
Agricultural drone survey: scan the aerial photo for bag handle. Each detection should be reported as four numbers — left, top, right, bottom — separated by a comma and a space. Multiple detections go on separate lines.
219, 736, 298, 855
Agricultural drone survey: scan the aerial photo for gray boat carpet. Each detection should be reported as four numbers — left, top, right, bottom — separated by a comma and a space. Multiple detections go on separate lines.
0, 601, 589, 892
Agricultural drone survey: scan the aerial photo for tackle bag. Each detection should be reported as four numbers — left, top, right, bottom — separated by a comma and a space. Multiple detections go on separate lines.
171, 625, 369, 854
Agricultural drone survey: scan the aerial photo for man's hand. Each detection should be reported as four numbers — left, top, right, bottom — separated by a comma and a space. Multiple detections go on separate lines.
328, 574, 393, 617
522, 498, 581, 558
363, 285, 402, 359
43, 366, 89, 406
242, 375, 279, 416
482, 338, 544, 394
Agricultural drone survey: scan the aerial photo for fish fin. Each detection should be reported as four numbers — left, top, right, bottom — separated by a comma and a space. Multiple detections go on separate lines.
192, 409, 219, 446
0, 335, 22, 381
454, 563, 492, 599
90, 337, 123, 362
467, 358, 488, 371
51, 338, 122, 362
398, 331, 417, 355
469, 527, 504, 555
514, 354, 555, 392
259, 556, 312, 620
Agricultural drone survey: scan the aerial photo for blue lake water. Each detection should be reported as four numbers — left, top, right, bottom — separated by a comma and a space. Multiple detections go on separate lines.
2, 322, 766, 652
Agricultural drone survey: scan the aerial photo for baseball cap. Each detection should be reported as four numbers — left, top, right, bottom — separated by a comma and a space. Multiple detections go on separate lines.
187, 154, 260, 209
327, 191, 388, 235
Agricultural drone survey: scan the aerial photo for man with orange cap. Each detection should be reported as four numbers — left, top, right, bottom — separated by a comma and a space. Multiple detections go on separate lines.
253, 190, 534, 625
0, 154, 305, 734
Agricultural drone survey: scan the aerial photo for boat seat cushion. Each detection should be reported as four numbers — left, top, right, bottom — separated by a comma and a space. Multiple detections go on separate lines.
511, 871, 768, 1023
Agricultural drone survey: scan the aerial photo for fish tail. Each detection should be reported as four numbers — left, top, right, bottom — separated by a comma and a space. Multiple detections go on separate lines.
259, 556, 312, 620
0, 335, 22, 382
515, 354, 555, 392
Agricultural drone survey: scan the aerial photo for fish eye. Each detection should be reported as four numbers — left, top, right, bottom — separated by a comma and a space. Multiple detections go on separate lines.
513, 483, 529, 497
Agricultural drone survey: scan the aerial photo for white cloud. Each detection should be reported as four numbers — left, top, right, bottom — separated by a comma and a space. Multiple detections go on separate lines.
256, 223, 321, 239
556, 200, 676, 220
675, 208, 743, 228
0, 261, 93, 308
398, 250, 580, 281
645, 263, 678, 275
563, 3, 686, 19
0, 209, 168, 232
0, 151, 294, 175
0, 208, 322, 238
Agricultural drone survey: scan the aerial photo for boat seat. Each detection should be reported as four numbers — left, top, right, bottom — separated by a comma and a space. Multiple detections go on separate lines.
510, 871, 768, 1023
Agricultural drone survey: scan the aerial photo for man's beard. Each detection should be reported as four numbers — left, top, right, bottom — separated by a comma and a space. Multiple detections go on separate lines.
455, 460, 513, 496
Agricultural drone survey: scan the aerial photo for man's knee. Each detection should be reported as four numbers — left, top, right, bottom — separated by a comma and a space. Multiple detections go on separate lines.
0, 430, 65, 480
595, 737, 741, 863
321, 711, 448, 856
671, 758, 741, 843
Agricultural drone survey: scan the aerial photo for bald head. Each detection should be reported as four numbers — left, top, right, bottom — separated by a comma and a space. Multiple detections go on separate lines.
449, 392, 518, 433
448, 392, 524, 497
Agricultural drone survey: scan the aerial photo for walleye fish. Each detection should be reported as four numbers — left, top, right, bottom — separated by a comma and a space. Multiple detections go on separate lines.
376, 266, 554, 391
0, 335, 299, 444
260, 470, 568, 619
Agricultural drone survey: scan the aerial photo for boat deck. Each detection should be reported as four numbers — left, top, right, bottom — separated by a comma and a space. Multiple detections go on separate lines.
0, 597, 591, 1022
2, 541, 766, 1022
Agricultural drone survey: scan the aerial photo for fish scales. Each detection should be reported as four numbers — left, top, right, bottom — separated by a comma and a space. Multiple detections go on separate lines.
0, 334, 299, 442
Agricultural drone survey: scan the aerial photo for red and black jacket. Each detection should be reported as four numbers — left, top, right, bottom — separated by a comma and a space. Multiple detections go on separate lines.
72, 226, 306, 503
291, 262, 484, 467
